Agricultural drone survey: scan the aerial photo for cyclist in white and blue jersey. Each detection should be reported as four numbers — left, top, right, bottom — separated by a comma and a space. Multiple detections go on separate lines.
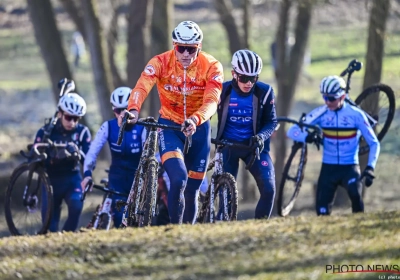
216, 50, 278, 219
287, 75, 380, 215
82, 87, 146, 228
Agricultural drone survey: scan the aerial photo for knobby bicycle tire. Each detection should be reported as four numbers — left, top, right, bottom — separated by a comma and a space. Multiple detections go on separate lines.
198, 172, 238, 223
97, 213, 111, 230
277, 142, 308, 217
126, 159, 158, 227
138, 159, 158, 227
355, 83, 396, 155
5, 163, 53, 235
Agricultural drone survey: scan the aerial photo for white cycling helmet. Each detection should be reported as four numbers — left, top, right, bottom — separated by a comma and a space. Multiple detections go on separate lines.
320, 75, 346, 96
110, 87, 131, 108
231, 50, 263, 76
172, 21, 203, 45
58, 93, 86, 117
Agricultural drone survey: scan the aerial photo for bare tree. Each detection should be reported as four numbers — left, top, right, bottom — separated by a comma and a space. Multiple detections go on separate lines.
214, 0, 246, 55
242, 0, 251, 49
273, 0, 314, 204
359, 0, 391, 195
107, 1, 126, 88
126, 0, 154, 116
145, 0, 174, 117
59, 0, 86, 39
82, 0, 114, 121
26, 0, 73, 103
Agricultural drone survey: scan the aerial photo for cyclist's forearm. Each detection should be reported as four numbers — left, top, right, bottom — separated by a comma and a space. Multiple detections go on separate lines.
83, 123, 108, 176
287, 125, 308, 142
367, 141, 380, 169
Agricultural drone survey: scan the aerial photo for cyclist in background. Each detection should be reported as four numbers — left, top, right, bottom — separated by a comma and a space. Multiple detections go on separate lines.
216, 50, 278, 219
34, 93, 91, 232
287, 75, 380, 215
120, 20, 224, 224
82, 87, 146, 228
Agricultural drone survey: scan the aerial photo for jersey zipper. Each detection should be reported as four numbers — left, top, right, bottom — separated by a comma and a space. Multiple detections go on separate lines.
183, 67, 187, 120
335, 110, 339, 164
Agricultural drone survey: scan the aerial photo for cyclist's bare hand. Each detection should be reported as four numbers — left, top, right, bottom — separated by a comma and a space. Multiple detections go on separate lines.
181, 118, 197, 137
81, 176, 92, 192
118, 109, 139, 126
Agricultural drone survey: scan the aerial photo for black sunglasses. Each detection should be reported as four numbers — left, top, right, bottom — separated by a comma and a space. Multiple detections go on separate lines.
63, 114, 80, 122
174, 45, 198, 55
236, 73, 258, 84
113, 108, 126, 114
323, 95, 340, 102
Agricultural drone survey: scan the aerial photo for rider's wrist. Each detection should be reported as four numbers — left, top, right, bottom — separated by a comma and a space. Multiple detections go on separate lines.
189, 116, 199, 126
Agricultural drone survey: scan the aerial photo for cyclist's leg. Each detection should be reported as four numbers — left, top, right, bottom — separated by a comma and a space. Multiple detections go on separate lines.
109, 172, 134, 228
45, 176, 66, 232
341, 164, 364, 213
315, 164, 339, 215
158, 118, 188, 224
246, 151, 275, 219
182, 120, 211, 224
62, 173, 84, 232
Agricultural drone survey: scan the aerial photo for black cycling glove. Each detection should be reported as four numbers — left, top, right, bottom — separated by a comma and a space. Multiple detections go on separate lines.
305, 131, 323, 150
362, 166, 375, 187
249, 135, 264, 152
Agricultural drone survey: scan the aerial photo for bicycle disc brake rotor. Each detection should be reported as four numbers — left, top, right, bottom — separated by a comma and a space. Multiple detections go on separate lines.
26, 195, 39, 213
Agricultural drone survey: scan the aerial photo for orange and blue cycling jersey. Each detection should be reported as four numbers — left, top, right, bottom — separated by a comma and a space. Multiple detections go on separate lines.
127, 49, 223, 125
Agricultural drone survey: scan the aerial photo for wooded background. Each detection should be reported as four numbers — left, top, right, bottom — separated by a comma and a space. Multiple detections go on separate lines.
0, 0, 399, 215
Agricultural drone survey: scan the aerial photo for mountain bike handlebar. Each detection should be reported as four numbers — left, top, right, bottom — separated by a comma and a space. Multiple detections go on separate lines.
20, 141, 69, 161
117, 115, 191, 154
81, 179, 128, 202
211, 138, 260, 170
277, 116, 322, 135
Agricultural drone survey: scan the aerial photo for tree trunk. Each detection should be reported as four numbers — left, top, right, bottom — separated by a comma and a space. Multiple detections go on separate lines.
359, 0, 390, 196
214, 0, 245, 56
59, 0, 86, 39
26, 0, 73, 103
107, 3, 126, 88
273, 0, 313, 213
126, 0, 154, 116
81, 0, 114, 122
146, 0, 173, 117
242, 0, 251, 49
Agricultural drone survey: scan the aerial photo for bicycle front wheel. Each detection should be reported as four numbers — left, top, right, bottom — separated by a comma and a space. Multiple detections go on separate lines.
4, 163, 53, 236
355, 83, 396, 155
198, 172, 238, 223
277, 142, 308, 217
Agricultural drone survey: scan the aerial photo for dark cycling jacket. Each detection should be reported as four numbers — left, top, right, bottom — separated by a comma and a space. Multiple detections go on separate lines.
34, 120, 91, 175
216, 81, 278, 152
287, 102, 380, 168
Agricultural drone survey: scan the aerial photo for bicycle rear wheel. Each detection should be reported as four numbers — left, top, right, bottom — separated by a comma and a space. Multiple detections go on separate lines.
355, 83, 396, 155
4, 163, 53, 235
198, 172, 238, 223
277, 142, 308, 217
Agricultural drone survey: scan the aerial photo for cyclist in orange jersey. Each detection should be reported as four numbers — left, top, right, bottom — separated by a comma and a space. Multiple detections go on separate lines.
119, 21, 223, 224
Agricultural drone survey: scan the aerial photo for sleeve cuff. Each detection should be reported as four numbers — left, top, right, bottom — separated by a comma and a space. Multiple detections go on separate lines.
84, 170, 92, 177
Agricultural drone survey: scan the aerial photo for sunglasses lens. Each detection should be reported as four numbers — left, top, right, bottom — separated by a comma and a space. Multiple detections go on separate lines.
323, 96, 338, 102
175, 45, 197, 54
113, 108, 125, 114
237, 74, 257, 84
64, 115, 79, 122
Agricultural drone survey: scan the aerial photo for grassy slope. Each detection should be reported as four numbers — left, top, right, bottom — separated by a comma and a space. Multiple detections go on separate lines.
0, 211, 399, 280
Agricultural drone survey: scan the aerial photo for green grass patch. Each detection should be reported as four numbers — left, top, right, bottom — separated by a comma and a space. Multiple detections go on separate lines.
0, 211, 399, 279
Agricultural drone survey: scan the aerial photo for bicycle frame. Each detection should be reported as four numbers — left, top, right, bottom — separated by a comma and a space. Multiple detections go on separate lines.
340, 59, 378, 127
118, 117, 183, 227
